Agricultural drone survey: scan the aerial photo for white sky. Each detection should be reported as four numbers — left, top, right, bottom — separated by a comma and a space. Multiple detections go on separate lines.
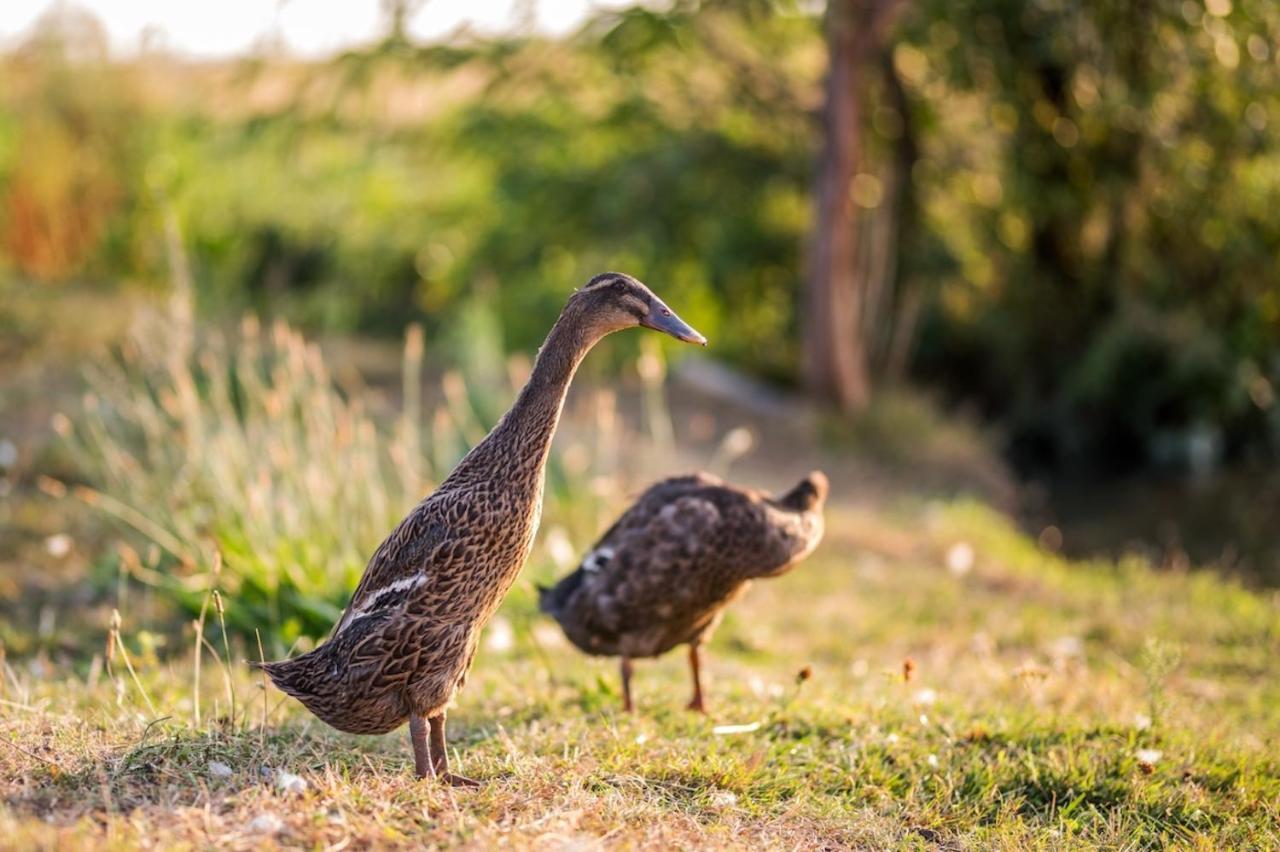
0, 0, 634, 58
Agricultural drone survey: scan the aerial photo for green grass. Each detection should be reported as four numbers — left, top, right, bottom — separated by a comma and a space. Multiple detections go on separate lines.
3, 501, 1278, 849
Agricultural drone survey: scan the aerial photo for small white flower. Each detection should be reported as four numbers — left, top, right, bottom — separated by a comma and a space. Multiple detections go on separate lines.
708, 789, 738, 808
1133, 713, 1152, 731
45, 534, 72, 558
275, 770, 307, 795
1135, 748, 1163, 765
208, 761, 233, 779
885, 733, 900, 745
635, 732, 649, 745
485, 616, 515, 653
946, 542, 974, 576
926, 754, 939, 769
913, 688, 938, 707
248, 813, 284, 835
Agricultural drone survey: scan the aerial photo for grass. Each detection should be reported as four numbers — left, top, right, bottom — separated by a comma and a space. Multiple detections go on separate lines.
54, 309, 433, 644
2, 500, 1278, 849
3, 295, 1278, 848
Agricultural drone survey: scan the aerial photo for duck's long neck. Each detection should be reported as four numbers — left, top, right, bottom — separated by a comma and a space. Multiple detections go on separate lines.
454, 311, 598, 483
506, 314, 596, 468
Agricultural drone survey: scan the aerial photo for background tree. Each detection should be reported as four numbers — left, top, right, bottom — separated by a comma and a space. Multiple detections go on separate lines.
3, 0, 1277, 471
805, 0, 906, 412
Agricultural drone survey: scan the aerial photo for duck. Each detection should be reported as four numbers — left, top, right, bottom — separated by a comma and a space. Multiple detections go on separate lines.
538, 470, 828, 714
254, 272, 706, 785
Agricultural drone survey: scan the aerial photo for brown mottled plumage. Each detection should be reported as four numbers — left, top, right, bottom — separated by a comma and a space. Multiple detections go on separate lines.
254, 272, 705, 784
539, 471, 828, 713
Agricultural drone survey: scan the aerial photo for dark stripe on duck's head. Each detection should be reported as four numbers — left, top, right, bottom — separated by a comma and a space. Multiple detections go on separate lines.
580, 271, 636, 291
572, 272, 707, 346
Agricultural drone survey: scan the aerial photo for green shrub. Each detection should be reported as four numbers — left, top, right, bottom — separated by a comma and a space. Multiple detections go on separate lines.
58, 307, 431, 646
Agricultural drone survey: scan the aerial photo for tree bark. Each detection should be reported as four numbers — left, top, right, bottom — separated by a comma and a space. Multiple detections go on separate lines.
875, 43, 920, 383
805, 0, 904, 411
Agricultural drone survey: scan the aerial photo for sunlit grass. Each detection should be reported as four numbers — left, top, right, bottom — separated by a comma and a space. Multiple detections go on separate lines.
5, 295, 1278, 847
2, 502, 1278, 848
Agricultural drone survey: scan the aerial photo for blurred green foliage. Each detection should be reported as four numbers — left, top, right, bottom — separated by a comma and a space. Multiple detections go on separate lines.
1, 0, 1278, 472
906, 0, 1280, 472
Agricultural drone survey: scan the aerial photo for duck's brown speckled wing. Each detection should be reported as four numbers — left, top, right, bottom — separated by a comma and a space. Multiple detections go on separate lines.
540, 471, 828, 660
332, 497, 450, 637
540, 476, 750, 657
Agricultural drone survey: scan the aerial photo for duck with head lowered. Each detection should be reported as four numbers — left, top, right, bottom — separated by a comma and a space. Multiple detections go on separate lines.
539, 471, 828, 714
254, 272, 706, 785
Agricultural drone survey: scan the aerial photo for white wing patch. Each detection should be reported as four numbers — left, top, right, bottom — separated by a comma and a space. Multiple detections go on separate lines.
581, 546, 614, 573
339, 574, 427, 632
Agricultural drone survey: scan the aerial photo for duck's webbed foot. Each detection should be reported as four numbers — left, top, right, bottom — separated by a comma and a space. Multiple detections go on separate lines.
440, 772, 482, 787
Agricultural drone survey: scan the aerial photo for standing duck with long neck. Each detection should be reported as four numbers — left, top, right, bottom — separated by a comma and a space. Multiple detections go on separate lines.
255, 273, 706, 785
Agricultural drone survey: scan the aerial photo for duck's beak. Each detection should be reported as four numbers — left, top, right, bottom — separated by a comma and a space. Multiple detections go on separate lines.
643, 298, 707, 346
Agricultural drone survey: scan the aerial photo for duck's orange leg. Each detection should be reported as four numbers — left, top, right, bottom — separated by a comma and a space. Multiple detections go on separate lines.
409, 715, 432, 779
429, 712, 481, 787
686, 644, 707, 713
620, 656, 635, 712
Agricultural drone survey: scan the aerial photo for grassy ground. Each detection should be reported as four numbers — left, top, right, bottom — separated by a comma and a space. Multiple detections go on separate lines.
3, 498, 1278, 850
1, 290, 1277, 848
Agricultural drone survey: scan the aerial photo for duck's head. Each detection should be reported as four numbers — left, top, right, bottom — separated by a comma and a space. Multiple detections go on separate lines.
569, 272, 707, 346
779, 470, 829, 512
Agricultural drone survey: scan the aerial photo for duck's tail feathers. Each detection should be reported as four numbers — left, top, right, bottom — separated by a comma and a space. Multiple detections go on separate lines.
249, 657, 304, 696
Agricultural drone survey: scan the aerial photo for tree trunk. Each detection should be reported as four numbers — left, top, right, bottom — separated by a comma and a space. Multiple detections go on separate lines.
805, 0, 904, 411
876, 43, 921, 383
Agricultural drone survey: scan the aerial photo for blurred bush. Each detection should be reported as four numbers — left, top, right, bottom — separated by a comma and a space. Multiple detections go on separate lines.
0, 8, 147, 282
906, 0, 1280, 472
58, 307, 429, 644
3, 0, 1279, 472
